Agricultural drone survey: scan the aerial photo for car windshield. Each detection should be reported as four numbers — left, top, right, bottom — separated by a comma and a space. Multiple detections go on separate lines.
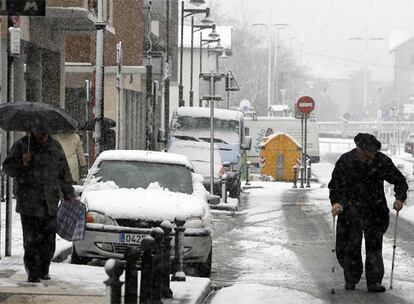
172, 116, 240, 143
93, 160, 193, 194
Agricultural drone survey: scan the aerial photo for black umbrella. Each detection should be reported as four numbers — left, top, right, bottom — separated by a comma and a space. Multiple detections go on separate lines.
0, 101, 78, 133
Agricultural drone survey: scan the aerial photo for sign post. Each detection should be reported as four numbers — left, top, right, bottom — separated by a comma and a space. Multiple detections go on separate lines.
296, 96, 315, 188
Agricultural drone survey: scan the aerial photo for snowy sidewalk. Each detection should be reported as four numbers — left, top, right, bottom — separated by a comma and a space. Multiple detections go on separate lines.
0, 255, 211, 304
0, 200, 211, 304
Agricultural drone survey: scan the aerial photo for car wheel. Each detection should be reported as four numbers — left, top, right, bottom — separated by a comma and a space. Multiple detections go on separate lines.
193, 247, 212, 278
71, 245, 91, 265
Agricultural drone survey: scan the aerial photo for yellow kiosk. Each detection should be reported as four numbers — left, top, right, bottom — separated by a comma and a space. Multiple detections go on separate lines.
260, 133, 301, 182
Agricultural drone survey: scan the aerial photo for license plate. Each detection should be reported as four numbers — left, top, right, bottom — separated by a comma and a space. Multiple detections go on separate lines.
119, 233, 144, 244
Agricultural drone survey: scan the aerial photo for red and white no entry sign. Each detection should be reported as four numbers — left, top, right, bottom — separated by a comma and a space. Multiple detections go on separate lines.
296, 96, 315, 114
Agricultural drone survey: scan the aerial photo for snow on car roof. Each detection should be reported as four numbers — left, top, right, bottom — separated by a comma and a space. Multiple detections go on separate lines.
176, 106, 244, 121
169, 139, 220, 150
167, 139, 223, 164
95, 150, 194, 169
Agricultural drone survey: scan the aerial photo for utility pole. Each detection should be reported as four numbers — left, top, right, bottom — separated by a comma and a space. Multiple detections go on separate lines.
94, 0, 106, 157
85, 80, 91, 167
252, 23, 287, 114
116, 41, 122, 150
164, 0, 170, 138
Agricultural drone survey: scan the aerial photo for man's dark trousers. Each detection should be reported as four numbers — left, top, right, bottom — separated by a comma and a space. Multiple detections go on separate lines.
336, 205, 389, 287
21, 214, 57, 279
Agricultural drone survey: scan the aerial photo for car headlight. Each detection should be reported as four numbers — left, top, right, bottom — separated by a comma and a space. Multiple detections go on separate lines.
184, 216, 204, 228
87, 211, 117, 226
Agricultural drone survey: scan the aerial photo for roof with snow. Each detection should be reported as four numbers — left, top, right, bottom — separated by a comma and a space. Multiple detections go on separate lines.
176, 106, 244, 121
389, 30, 414, 53
181, 25, 232, 49
260, 132, 301, 148
94, 150, 194, 169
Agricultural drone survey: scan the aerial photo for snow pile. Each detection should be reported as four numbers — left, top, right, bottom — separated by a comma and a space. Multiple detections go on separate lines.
83, 182, 207, 222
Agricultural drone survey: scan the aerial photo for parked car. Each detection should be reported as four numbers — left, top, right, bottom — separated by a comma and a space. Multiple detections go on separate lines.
167, 139, 225, 196
72, 150, 218, 277
405, 133, 414, 156
168, 107, 252, 198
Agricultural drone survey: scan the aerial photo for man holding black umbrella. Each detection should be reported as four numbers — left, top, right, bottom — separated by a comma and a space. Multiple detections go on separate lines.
328, 133, 407, 293
2, 124, 75, 283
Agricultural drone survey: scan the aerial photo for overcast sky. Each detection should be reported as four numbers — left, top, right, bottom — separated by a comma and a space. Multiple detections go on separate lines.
212, 0, 414, 81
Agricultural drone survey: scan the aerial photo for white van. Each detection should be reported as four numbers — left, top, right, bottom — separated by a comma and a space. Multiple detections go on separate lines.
245, 116, 320, 165
168, 107, 251, 198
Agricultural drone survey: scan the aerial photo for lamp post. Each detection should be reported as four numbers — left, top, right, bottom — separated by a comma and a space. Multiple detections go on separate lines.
190, 21, 216, 106
348, 35, 383, 122
252, 23, 288, 115
199, 35, 220, 106
179, 0, 211, 107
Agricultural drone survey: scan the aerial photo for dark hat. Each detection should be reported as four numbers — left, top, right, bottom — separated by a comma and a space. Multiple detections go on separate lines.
354, 133, 381, 152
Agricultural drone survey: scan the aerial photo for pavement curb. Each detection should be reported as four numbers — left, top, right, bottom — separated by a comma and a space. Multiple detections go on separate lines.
194, 280, 211, 304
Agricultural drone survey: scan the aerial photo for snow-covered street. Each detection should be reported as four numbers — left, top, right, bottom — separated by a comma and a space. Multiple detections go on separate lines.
206, 141, 414, 303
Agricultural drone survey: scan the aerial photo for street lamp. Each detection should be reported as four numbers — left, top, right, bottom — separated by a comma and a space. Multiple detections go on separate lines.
179, 0, 211, 107
199, 35, 220, 76
198, 36, 221, 106
252, 23, 288, 115
348, 36, 383, 121
190, 20, 217, 106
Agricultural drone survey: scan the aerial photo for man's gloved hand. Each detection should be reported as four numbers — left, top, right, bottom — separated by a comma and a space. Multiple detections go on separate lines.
22, 152, 32, 167
331, 202, 343, 216
393, 200, 404, 212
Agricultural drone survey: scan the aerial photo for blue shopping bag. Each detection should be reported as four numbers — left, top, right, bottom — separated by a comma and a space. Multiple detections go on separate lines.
57, 199, 87, 241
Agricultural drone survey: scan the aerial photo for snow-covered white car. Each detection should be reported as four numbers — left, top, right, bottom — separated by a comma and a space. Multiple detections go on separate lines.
167, 139, 225, 196
72, 150, 217, 277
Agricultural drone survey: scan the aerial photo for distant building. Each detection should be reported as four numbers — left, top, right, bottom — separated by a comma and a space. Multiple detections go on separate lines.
389, 30, 414, 115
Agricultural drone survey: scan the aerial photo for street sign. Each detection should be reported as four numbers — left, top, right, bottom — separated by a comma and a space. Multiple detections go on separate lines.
0, 0, 45, 16
296, 96, 315, 114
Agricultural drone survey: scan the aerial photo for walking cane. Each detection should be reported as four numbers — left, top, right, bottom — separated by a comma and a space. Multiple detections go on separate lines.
390, 211, 399, 290
331, 214, 336, 294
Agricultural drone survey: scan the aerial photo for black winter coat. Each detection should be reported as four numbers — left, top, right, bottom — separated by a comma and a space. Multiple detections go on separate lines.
328, 149, 408, 220
2, 135, 74, 217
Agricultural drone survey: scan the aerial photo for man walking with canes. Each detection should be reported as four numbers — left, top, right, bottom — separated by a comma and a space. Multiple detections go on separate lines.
328, 133, 407, 292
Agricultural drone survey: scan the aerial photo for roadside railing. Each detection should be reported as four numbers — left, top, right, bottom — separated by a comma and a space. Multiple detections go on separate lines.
104, 218, 186, 304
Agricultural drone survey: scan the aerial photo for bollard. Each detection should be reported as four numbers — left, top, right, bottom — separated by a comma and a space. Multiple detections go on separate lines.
151, 227, 164, 304
171, 216, 187, 281
0, 172, 4, 202
292, 165, 298, 188
221, 174, 227, 204
300, 166, 305, 188
124, 246, 140, 304
245, 161, 251, 185
104, 258, 125, 304
306, 160, 311, 188
140, 236, 156, 304
160, 221, 173, 298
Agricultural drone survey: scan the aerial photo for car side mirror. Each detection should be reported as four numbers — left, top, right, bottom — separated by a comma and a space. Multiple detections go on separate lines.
157, 128, 167, 143
207, 194, 220, 205
242, 136, 252, 150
